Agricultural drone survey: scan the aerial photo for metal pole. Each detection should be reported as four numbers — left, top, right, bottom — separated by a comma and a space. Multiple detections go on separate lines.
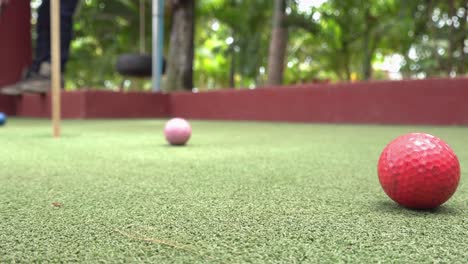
152, 0, 165, 92
51, 0, 61, 137
140, 0, 145, 53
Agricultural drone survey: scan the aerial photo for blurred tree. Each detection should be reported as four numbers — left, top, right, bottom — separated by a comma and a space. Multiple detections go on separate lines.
306, 0, 402, 81
399, 0, 467, 78
266, 0, 288, 86
165, 0, 195, 91
195, 0, 273, 89
47, 0, 464, 90
62, 0, 168, 90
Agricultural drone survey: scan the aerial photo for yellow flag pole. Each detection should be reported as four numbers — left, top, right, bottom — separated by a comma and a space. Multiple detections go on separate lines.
51, 0, 61, 137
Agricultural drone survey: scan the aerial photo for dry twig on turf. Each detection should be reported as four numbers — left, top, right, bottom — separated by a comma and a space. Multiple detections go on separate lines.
113, 228, 216, 261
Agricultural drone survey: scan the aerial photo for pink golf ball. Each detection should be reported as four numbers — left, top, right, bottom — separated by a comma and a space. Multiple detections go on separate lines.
164, 118, 192, 145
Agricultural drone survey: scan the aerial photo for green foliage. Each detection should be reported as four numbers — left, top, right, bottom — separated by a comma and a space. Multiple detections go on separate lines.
195, 0, 273, 89
46, 0, 466, 90
398, 0, 467, 78
66, 0, 145, 90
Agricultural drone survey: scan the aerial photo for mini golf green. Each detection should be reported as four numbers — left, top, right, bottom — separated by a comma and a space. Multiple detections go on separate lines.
0, 119, 466, 262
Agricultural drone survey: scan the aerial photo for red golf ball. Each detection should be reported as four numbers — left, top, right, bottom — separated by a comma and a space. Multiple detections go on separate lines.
378, 133, 460, 209
164, 118, 192, 145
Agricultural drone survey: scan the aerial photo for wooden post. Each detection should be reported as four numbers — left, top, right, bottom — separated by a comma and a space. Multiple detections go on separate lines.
51, 0, 61, 137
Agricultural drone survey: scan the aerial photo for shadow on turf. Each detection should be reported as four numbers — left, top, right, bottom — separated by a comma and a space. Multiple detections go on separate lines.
373, 200, 459, 216
160, 144, 196, 148
29, 133, 82, 139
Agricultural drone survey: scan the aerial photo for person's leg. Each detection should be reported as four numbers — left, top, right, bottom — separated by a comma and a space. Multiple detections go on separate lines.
2, 0, 78, 95
31, 0, 78, 73
30, 0, 50, 73
0, 1, 50, 95
60, 0, 78, 73
20, 0, 78, 93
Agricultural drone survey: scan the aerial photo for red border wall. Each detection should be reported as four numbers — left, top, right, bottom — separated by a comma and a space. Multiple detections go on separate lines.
171, 78, 468, 125
84, 91, 170, 118
12, 91, 169, 119
0, 1, 32, 87
0, 78, 467, 125
0, 95, 16, 115
16, 91, 85, 118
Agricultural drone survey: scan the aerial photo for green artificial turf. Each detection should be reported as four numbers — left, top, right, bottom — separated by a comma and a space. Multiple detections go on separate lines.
0, 118, 467, 263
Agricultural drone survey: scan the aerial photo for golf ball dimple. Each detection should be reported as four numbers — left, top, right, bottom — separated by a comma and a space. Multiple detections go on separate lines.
378, 133, 460, 209
164, 118, 191, 145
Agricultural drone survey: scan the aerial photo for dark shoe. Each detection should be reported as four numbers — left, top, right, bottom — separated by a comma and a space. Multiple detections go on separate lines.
20, 62, 52, 94
1, 84, 23, 95
0, 68, 31, 95
1, 62, 63, 95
